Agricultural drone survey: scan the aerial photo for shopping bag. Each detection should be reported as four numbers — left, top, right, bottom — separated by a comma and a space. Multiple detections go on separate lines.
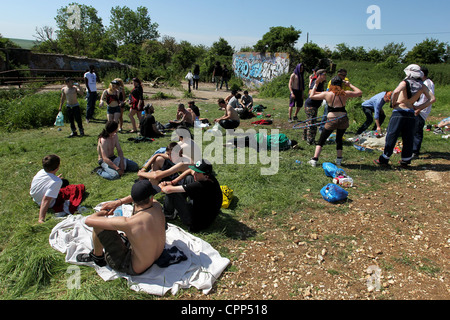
54, 112, 64, 126
320, 183, 349, 203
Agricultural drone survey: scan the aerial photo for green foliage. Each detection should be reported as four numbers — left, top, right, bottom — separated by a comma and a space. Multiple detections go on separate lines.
211, 38, 234, 56
300, 42, 327, 70
254, 26, 301, 53
258, 73, 290, 98
109, 6, 159, 46
54, 3, 106, 57
405, 38, 449, 64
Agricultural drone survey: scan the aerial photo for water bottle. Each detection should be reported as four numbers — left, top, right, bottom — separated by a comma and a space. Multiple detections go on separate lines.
113, 199, 123, 217
295, 160, 302, 164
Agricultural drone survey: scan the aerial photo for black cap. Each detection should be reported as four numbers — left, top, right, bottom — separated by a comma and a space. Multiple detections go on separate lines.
131, 180, 157, 202
189, 159, 213, 175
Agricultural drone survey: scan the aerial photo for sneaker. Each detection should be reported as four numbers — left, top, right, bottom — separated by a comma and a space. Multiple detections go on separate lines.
288, 118, 293, 123
434, 127, 444, 134
336, 158, 343, 166
76, 250, 107, 267
373, 159, 388, 167
68, 132, 78, 138
307, 159, 318, 167
398, 160, 410, 168
79, 131, 85, 137
293, 116, 298, 121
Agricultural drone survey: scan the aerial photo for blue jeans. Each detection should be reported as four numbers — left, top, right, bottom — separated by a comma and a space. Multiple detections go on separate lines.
97, 158, 139, 180
379, 110, 415, 164
412, 115, 426, 155
356, 106, 386, 135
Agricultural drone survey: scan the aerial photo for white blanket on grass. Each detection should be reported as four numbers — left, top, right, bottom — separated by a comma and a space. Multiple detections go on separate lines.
48, 203, 230, 296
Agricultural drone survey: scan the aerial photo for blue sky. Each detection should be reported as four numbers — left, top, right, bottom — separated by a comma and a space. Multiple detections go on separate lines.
1, 0, 449, 51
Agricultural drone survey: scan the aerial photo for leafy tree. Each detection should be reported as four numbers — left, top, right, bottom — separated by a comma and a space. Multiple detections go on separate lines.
405, 38, 448, 64
55, 3, 107, 57
381, 42, 406, 62
254, 26, 301, 53
300, 42, 326, 70
109, 6, 159, 46
211, 37, 234, 56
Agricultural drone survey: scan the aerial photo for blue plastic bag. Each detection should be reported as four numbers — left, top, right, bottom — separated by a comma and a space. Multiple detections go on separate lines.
322, 162, 346, 178
320, 183, 349, 203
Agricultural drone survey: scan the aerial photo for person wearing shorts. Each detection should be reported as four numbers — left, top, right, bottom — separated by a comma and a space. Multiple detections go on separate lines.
288, 63, 305, 122
100, 80, 122, 122
76, 180, 166, 275
306, 76, 362, 167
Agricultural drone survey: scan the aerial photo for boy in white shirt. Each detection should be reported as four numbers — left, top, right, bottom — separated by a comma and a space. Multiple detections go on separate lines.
30, 155, 64, 223
30, 155, 85, 223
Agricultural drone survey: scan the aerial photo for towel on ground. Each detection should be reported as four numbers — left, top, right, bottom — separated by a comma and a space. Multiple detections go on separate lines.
49, 203, 230, 296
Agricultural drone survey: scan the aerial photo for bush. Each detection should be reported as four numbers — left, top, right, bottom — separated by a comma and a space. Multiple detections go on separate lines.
0, 91, 86, 131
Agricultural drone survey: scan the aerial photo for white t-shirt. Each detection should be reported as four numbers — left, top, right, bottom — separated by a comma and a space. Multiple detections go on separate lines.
84, 72, 97, 92
415, 78, 435, 120
30, 169, 63, 208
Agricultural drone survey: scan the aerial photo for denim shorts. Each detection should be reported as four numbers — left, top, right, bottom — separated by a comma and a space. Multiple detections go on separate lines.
107, 105, 121, 114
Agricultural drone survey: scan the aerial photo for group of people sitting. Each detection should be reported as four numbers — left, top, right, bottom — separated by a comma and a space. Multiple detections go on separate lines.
30, 123, 223, 276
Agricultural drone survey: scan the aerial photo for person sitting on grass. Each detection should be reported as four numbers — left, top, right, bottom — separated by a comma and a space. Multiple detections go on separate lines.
96, 121, 139, 180
215, 98, 240, 130
76, 180, 166, 276
167, 104, 194, 129
158, 159, 223, 232
30, 154, 85, 224
139, 104, 164, 138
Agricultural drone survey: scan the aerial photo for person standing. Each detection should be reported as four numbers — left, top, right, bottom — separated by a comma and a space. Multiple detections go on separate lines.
307, 76, 362, 167
288, 63, 305, 122
213, 62, 223, 91
303, 69, 326, 145
84, 65, 99, 123
220, 64, 230, 91
128, 78, 144, 133
59, 78, 85, 138
374, 64, 435, 167
99, 80, 122, 123
185, 70, 194, 93
193, 64, 200, 90
412, 66, 435, 158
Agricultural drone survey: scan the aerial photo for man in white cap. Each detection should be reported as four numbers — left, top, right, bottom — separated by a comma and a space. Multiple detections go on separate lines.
374, 64, 435, 167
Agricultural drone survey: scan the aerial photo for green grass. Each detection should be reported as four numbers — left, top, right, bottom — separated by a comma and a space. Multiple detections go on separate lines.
0, 60, 449, 299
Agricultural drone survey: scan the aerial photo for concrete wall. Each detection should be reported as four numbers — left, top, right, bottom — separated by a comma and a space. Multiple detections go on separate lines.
232, 52, 290, 88
0, 48, 129, 72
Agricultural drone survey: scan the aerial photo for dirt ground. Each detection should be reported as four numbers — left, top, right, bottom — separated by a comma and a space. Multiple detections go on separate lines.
39, 81, 449, 300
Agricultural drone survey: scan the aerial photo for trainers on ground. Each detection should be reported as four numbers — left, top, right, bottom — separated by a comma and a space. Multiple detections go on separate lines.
293, 116, 298, 121
336, 158, 343, 166
288, 118, 293, 123
307, 159, 318, 167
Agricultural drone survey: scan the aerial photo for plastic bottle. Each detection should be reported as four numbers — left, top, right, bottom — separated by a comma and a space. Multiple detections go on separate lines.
295, 160, 302, 164
113, 199, 123, 217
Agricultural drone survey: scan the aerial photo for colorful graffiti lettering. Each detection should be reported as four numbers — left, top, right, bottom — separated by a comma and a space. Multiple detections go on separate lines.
232, 52, 290, 88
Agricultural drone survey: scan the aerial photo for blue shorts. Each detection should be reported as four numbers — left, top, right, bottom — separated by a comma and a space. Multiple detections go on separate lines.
107, 106, 121, 114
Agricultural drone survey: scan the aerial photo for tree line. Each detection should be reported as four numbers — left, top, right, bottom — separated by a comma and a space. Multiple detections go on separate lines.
24, 3, 450, 82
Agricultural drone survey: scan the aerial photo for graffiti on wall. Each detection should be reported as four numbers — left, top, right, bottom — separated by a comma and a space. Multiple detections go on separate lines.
232, 52, 290, 88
